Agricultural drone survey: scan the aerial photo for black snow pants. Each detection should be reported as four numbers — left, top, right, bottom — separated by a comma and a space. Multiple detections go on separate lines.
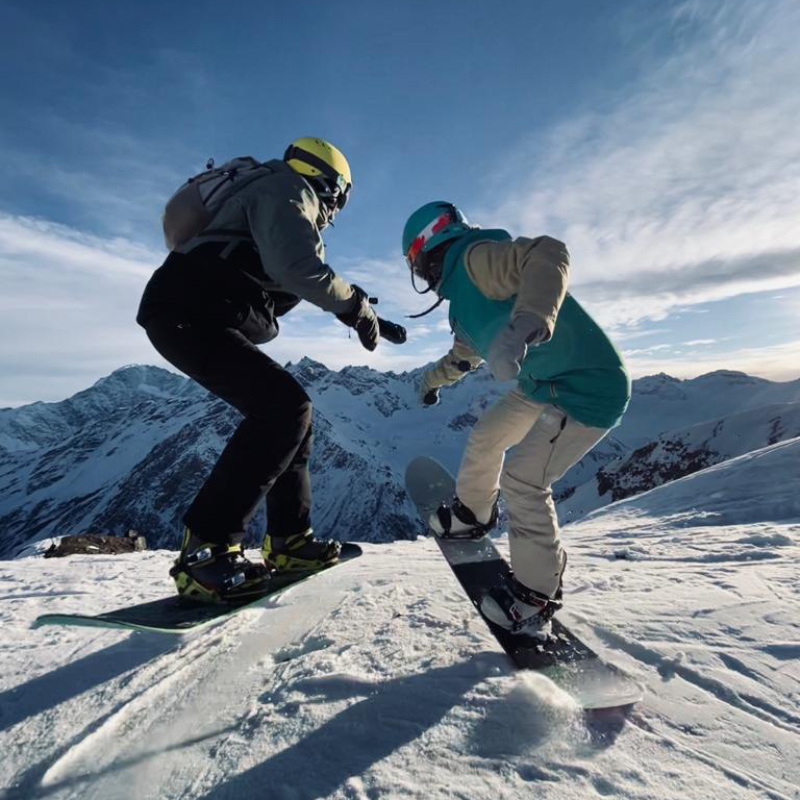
145, 315, 313, 546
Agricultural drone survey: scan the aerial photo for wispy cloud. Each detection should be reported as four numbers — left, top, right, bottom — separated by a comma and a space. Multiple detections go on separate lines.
579, 247, 800, 328
482, 0, 800, 327
0, 215, 442, 406
0, 214, 161, 405
0, 117, 187, 244
0, 214, 158, 279
625, 338, 800, 382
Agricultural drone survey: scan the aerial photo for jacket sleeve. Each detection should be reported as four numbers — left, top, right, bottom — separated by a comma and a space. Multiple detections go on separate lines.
421, 338, 483, 392
464, 236, 570, 338
244, 186, 355, 315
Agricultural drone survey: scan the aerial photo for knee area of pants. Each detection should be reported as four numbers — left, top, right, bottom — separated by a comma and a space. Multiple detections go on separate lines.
247, 391, 311, 431
273, 396, 312, 427
468, 422, 509, 448
500, 468, 547, 496
296, 399, 313, 429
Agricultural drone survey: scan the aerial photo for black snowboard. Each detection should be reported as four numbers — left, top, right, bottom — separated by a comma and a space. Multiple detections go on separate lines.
33, 543, 362, 635
405, 456, 641, 710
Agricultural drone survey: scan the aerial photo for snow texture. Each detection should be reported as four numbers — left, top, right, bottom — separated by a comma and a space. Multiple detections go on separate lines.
1, 438, 798, 799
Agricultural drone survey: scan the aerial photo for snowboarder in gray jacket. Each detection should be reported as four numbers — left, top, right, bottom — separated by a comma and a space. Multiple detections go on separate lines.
138, 137, 405, 603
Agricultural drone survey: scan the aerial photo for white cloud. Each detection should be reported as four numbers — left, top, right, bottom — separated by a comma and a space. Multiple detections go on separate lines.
615, 326, 673, 342
0, 214, 162, 405
626, 338, 800, 382
481, 0, 800, 327
0, 214, 158, 279
0, 215, 446, 406
622, 344, 674, 357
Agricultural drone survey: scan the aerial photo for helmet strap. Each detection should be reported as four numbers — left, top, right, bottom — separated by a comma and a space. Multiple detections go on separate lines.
410, 262, 434, 295
407, 296, 446, 319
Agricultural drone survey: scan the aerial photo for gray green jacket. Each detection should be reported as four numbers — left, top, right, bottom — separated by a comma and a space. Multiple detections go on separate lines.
176, 159, 356, 315
137, 160, 357, 342
424, 229, 630, 429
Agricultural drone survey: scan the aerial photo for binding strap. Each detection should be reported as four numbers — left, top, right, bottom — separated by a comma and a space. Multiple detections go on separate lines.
169, 543, 242, 576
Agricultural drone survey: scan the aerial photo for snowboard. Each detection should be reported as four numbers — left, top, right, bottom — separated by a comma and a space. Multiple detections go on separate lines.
33, 543, 362, 635
405, 456, 642, 710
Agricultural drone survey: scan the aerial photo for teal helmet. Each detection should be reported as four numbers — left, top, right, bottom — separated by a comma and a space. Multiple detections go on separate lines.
402, 202, 472, 288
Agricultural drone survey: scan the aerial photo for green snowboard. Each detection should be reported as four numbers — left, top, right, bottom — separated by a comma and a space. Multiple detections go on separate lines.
33, 543, 362, 635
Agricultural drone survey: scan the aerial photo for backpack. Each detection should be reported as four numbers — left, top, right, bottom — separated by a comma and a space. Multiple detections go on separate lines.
162, 157, 273, 250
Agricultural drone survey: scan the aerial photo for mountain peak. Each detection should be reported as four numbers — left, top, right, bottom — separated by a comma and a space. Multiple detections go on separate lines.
693, 370, 769, 385
288, 357, 332, 385
637, 372, 681, 384
91, 364, 186, 398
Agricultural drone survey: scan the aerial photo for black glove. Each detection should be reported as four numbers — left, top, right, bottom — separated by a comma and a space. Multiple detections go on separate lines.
336, 285, 379, 352
378, 317, 407, 345
421, 387, 440, 407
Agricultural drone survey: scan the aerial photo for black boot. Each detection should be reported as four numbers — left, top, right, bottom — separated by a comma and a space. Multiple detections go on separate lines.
170, 528, 272, 603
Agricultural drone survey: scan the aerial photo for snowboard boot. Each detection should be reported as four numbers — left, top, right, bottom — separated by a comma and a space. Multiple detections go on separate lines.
261, 529, 340, 573
429, 496, 498, 540
170, 528, 272, 604
479, 573, 562, 637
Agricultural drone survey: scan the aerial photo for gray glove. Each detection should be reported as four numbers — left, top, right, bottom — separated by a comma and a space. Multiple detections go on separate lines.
487, 312, 549, 381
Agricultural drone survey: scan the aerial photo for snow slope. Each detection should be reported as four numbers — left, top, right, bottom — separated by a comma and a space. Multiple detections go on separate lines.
1, 440, 798, 799
559, 401, 800, 522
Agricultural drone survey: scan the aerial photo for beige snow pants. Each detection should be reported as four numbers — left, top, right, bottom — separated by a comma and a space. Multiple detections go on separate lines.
456, 389, 608, 597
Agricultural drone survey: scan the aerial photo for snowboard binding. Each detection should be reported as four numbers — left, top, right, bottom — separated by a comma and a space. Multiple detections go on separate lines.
262, 529, 341, 573
430, 496, 498, 540
479, 573, 562, 636
171, 528, 272, 604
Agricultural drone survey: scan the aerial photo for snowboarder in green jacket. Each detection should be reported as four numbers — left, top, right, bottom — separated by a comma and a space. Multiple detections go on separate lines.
403, 201, 630, 634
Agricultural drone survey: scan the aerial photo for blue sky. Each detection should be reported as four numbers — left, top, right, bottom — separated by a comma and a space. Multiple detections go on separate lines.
1, 0, 799, 406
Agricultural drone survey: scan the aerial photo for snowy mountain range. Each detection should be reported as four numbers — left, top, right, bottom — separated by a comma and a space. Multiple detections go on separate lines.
1, 363, 799, 557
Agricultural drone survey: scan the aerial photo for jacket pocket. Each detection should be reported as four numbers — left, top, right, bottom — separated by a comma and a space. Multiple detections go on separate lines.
237, 301, 279, 344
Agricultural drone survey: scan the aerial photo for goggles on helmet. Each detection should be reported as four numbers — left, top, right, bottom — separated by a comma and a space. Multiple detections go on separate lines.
316, 172, 351, 212
405, 208, 458, 274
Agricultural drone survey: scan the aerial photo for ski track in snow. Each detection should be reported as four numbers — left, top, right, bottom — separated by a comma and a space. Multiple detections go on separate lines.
1, 462, 799, 800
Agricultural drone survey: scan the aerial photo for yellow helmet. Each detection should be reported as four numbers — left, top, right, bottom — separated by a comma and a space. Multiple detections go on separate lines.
284, 137, 352, 227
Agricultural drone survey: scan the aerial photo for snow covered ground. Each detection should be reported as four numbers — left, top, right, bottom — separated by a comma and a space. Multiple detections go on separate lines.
1, 440, 798, 799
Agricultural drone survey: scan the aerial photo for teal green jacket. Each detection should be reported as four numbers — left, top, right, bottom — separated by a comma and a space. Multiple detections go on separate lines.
438, 229, 630, 429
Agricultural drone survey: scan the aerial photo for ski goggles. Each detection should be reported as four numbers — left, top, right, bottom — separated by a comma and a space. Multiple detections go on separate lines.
322, 172, 351, 213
